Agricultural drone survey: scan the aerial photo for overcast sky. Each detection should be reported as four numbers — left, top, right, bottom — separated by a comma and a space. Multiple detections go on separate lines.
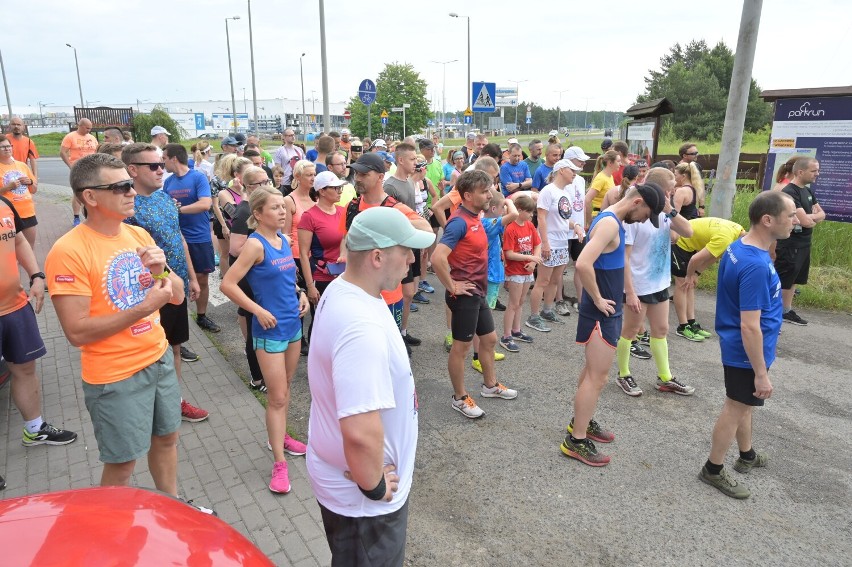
3, 0, 850, 116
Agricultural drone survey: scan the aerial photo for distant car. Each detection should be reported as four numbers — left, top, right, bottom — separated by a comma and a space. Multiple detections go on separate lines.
198, 132, 221, 139
0, 486, 274, 566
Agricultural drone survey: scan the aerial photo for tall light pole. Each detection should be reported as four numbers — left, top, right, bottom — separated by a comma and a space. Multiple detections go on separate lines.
299, 53, 306, 136
65, 43, 84, 109
449, 13, 470, 126
555, 89, 569, 132
318, 0, 330, 134
38, 102, 52, 127
247, 0, 259, 135
311, 90, 316, 115
508, 79, 527, 131
242, 87, 247, 114
432, 60, 457, 143
0, 49, 12, 120
225, 16, 241, 134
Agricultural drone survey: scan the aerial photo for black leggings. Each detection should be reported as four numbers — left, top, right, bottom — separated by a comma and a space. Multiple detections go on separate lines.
307, 280, 332, 342
243, 315, 264, 382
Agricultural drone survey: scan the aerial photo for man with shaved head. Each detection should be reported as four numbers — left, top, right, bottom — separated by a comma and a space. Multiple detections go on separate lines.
60, 118, 98, 226
6, 116, 39, 179
103, 128, 125, 145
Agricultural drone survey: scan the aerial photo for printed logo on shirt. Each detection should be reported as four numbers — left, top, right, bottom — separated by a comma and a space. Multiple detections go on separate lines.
130, 321, 153, 336
573, 189, 584, 212
558, 195, 571, 220
104, 250, 154, 311
470, 225, 480, 232
54, 274, 76, 283
3, 171, 28, 197
1, 216, 13, 230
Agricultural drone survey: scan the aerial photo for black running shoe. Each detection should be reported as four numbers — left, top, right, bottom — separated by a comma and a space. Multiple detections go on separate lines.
196, 315, 221, 333
180, 346, 199, 362
22, 422, 78, 447
630, 341, 652, 360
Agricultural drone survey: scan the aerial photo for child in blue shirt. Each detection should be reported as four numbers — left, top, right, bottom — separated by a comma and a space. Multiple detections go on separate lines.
479, 189, 518, 309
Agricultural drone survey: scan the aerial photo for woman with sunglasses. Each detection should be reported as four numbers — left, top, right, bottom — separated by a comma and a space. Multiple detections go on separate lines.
0, 134, 38, 248
297, 171, 346, 342
221, 177, 309, 494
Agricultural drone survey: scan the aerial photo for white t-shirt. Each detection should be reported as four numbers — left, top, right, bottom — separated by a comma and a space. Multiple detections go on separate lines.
196, 159, 214, 181
273, 144, 305, 183
537, 183, 574, 248
625, 212, 672, 296
306, 277, 418, 517
567, 175, 586, 239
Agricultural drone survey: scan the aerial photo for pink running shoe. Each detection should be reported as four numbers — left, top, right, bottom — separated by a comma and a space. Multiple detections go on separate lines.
266, 434, 308, 456
269, 461, 291, 493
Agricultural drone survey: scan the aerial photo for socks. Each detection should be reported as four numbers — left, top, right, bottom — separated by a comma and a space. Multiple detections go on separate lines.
544, 303, 554, 313
616, 337, 632, 378
783, 307, 791, 314
687, 318, 696, 326
472, 352, 479, 361
740, 448, 756, 461
401, 329, 408, 337
25, 417, 44, 434
704, 460, 723, 475
650, 337, 672, 381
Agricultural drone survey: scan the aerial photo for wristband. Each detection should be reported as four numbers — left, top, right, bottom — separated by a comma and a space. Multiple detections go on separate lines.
152, 267, 171, 280
667, 209, 678, 220
29, 272, 46, 286
359, 475, 387, 501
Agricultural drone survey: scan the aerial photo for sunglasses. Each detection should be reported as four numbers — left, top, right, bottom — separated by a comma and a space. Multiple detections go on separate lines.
85, 179, 135, 194
685, 152, 699, 156
245, 179, 272, 189
351, 147, 363, 152
0, 145, 12, 150
131, 162, 166, 171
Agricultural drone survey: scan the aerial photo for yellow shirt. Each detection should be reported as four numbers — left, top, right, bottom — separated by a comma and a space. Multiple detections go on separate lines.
676, 217, 745, 257
590, 172, 614, 214
335, 182, 357, 207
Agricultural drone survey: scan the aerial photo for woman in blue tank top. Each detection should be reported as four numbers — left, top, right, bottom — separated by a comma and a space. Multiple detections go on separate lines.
221, 186, 309, 494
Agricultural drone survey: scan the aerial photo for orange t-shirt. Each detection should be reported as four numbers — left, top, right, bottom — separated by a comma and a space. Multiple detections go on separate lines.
8, 135, 39, 164
61, 132, 98, 164
0, 160, 36, 219
0, 196, 28, 316
44, 223, 168, 385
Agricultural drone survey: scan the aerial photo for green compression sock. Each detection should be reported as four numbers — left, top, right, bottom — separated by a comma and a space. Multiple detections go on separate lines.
616, 337, 632, 378
650, 337, 672, 381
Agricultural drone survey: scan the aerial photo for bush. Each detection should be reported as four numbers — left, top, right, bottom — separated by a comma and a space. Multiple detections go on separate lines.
132, 107, 186, 143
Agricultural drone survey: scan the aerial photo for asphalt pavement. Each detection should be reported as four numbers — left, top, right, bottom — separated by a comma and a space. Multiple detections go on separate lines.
9, 180, 852, 566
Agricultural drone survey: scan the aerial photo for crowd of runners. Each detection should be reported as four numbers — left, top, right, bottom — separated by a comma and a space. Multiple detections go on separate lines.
0, 117, 822, 562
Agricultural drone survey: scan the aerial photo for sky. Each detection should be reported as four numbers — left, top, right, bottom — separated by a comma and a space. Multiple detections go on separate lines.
3, 0, 851, 117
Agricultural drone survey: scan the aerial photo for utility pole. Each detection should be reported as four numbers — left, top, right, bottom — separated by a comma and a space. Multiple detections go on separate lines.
247, 0, 259, 135
0, 49, 12, 120
711, 0, 763, 220
319, 0, 330, 133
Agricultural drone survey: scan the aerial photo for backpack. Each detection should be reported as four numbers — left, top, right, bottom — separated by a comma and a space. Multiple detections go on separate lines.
345, 194, 400, 230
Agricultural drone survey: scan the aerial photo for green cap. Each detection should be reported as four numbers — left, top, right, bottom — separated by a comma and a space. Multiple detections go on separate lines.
346, 207, 436, 251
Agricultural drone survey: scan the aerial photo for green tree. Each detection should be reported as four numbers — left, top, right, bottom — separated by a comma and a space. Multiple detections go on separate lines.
348, 63, 431, 140
132, 107, 186, 143
637, 40, 772, 140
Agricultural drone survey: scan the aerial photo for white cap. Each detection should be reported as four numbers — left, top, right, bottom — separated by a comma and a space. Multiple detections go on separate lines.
553, 159, 582, 172
371, 138, 387, 148
507, 138, 519, 145
314, 171, 346, 190
150, 125, 171, 136
563, 146, 591, 161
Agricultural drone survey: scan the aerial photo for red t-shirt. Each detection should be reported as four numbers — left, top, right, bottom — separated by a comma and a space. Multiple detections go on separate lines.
503, 220, 541, 276
441, 206, 488, 296
297, 204, 345, 282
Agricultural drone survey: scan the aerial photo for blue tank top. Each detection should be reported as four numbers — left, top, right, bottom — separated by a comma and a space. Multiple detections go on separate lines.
579, 211, 626, 319
245, 232, 301, 341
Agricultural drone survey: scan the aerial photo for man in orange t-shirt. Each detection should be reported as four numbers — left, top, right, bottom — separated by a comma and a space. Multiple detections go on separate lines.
60, 118, 98, 226
1, 195, 77, 490
45, 153, 186, 496
6, 117, 39, 179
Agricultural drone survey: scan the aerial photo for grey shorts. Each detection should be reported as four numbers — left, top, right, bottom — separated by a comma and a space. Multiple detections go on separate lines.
82, 347, 181, 464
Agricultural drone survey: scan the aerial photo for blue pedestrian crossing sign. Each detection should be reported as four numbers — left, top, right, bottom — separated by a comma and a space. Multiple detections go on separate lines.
525, 117, 531, 124
471, 82, 496, 112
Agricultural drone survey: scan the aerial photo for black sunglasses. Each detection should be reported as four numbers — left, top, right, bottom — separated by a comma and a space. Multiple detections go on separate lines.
86, 179, 135, 194
131, 162, 166, 171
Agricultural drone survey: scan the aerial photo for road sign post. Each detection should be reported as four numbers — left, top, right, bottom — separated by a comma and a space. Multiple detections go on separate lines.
358, 79, 376, 139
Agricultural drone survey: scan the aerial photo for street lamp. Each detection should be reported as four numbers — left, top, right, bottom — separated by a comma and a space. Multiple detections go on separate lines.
224, 16, 241, 134
65, 43, 84, 109
299, 53, 306, 136
448, 13, 470, 123
311, 90, 316, 115
247, 0, 259, 135
38, 102, 52, 127
508, 79, 527, 132
555, 89, 569, 132
432, 59, 457, 143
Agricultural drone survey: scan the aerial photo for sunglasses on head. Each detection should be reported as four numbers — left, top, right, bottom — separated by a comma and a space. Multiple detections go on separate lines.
351, 147, 362, 152
131, 162, 166, 171
85, 179, 135, 194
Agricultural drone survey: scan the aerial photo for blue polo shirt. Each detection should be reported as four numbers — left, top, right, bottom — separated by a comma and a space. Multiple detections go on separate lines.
164, 168, 212, 244
499, 161, 531, 197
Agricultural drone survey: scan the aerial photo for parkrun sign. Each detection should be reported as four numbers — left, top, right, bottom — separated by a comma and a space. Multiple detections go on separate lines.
788, 102, 826, 119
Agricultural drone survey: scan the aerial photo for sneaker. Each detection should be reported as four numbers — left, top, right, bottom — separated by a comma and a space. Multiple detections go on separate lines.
480, 382, 518, 399
655, 376, 695, 396
196, 315, 221, 333
690, 322, 712, 338
511, 330, 534, 343
564, 295, 580, 311
782, 310, 808, 326
267, 434, 308, 456
181, 400, 210, 422
493, 299, 507, 311
555, 301, 572, 316
471, 359, 483, 374
676, 325, 705, 342
444, 333, 453, 352
269, 461, 291, 493
539, 309, 562, 323
616, 375, 643, 397
409, 303, 419, 313
499, 336, 520, 353
184, 498, 217, 516
560, 436, 611, 467
412, 291, 430, 304
72, 217, 80, 227
451, 395, 484, 419
426, 264, 436, 274
493, 352, 505, 362
402, 332, 422, 346
0, 473, 5, 490
635, 330, 650, 345
733, 452, 769, 474
699, 466, 750, 499
418, 280, 435, 293
630, 341, 652, 360
249, 379, 268, 393
300, 340, 309, 356
22, 422, 78, 447
180, 346, 199, 362
525, 315, 551, 333
567, 418, 615, 443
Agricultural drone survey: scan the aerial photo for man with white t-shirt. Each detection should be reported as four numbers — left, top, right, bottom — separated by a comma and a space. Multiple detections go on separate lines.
559, 146, 591, 312
306, 206, 435, 565
272, 129, 305, 186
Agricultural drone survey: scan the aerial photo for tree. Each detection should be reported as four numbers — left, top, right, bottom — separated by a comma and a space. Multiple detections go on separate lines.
348, 63, 431, 140
637, 40, 772, 140
132, 107, 186, 143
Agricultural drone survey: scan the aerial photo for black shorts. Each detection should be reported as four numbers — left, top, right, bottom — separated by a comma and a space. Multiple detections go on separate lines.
724, 365, 764, 407
402, 249, 421, 284
445, 292, 495, 341
670, 245, 697, 278
429, 213, 440, 230
212, 218, 225, 240
19, 215, 38, 230
319, 499, 409, 567
568, 238, 585, 262
774, 246, 810, 289
638, 289, 670, 304
0, 303, 46, 364
576, 313, 621, 349
187, 241, 215, 274
160, 297, 189, 346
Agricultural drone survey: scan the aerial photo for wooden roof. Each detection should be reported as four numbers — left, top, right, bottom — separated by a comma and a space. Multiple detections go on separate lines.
761, 86, 852, 102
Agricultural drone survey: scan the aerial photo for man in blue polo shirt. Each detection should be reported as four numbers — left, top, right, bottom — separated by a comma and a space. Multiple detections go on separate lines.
163, 143, 220, 333
499, 143, 531, 197
531, 142, 563, 191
